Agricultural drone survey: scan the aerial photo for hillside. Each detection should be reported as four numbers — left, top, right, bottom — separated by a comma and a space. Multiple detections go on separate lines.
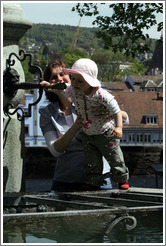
20, 23, 104, 53
20, 23, 157, 54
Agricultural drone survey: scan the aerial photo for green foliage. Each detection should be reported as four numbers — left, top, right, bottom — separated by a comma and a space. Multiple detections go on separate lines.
62, 48, 89, 67
73, 3, 163, 57
39, 56, 48, 72
91, 50, 110, 65
21, 59, 34, 82
91, 50, 138, 81
119, 59, 146, 76
21, 24, 103, 53
42, 45, 49, 55
20, 23, 157, 59
19, 23, 157, 81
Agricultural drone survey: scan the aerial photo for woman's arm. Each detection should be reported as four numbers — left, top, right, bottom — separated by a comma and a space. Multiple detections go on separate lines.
41, 111, 82, 157
53, 117, 82, 153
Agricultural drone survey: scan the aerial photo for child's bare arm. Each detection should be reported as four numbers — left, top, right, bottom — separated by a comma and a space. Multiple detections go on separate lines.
112, 111, 123, 139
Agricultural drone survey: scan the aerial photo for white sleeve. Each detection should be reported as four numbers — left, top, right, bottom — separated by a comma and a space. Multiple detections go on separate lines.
123, 113, 129, 126
63, 84, 73, 97
44, 131, 62, 158
97, 88, 120, 115
108, 98, 121, 114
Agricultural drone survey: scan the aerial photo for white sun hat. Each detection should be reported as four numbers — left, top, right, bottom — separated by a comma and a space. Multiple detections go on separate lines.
63, 58, 101, 87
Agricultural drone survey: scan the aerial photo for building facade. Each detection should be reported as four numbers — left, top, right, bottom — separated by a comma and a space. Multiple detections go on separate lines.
113, 91, 163, 146
19, 91, 49, 146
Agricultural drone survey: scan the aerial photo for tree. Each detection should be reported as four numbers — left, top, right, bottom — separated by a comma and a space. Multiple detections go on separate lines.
42, 45, 49, 55
72, 3, 163, 57
119, 58, 147, 76
62, 48, 89, 67
91, 50, 143, 81
21, 59, 34, 82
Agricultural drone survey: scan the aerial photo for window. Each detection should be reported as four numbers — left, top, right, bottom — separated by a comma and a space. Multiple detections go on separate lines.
137, 134, 143, 142
153, 132, 162, 144
154, 117, 157, 124
128, 134, 135, 142
144, 115, 158, 125
144, 134, 151, 143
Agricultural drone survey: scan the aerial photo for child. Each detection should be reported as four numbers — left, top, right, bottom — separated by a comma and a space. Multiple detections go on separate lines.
62, 58, 129, 190
42, 58, 129, 189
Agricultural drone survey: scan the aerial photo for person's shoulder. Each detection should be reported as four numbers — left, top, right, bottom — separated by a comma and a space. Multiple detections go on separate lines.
39, 103, 49, 115
39, 102, 58, 117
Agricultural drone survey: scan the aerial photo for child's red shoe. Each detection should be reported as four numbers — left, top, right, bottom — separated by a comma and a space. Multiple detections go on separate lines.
118, 181, 129, 190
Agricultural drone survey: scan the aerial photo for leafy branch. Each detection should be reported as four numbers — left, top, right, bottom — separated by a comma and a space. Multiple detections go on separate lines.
72, 3, 163, 57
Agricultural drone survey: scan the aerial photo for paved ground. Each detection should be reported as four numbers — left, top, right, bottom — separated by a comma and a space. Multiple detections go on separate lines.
25, 174, 163, 192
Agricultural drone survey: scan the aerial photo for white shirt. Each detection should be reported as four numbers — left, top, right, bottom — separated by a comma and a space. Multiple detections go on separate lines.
65, 86, 121, 135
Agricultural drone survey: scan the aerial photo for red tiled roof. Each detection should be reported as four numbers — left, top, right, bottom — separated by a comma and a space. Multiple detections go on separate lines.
130, 74, 163, 83
112, 91, 163, 128
102, 81, 130, 91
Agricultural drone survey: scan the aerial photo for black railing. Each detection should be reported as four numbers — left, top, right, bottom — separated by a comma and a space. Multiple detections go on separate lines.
3, 50, 66, 121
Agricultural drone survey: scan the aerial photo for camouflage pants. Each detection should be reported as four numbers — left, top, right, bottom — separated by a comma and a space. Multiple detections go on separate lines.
81, 130, 129, 186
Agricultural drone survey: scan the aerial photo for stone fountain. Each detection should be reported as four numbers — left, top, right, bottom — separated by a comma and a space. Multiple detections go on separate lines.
2, 5, 163, 243
3, 3, 32, 192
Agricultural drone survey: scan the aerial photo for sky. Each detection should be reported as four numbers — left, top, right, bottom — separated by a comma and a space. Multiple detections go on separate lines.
6, 1, 164, 39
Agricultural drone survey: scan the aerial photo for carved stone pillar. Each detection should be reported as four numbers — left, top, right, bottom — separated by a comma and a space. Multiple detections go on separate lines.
3, 3, 32, 192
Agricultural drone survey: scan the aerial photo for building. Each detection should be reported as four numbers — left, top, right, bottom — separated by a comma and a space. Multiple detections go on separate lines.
19, 91, 49, 146
102, 74, 163, 92
102, 81, 130, 92
113, 91, 163, 146
126, 74, 163, 91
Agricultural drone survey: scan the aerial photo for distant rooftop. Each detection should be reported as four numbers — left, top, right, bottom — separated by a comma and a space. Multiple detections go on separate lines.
112, 91, 163, 128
